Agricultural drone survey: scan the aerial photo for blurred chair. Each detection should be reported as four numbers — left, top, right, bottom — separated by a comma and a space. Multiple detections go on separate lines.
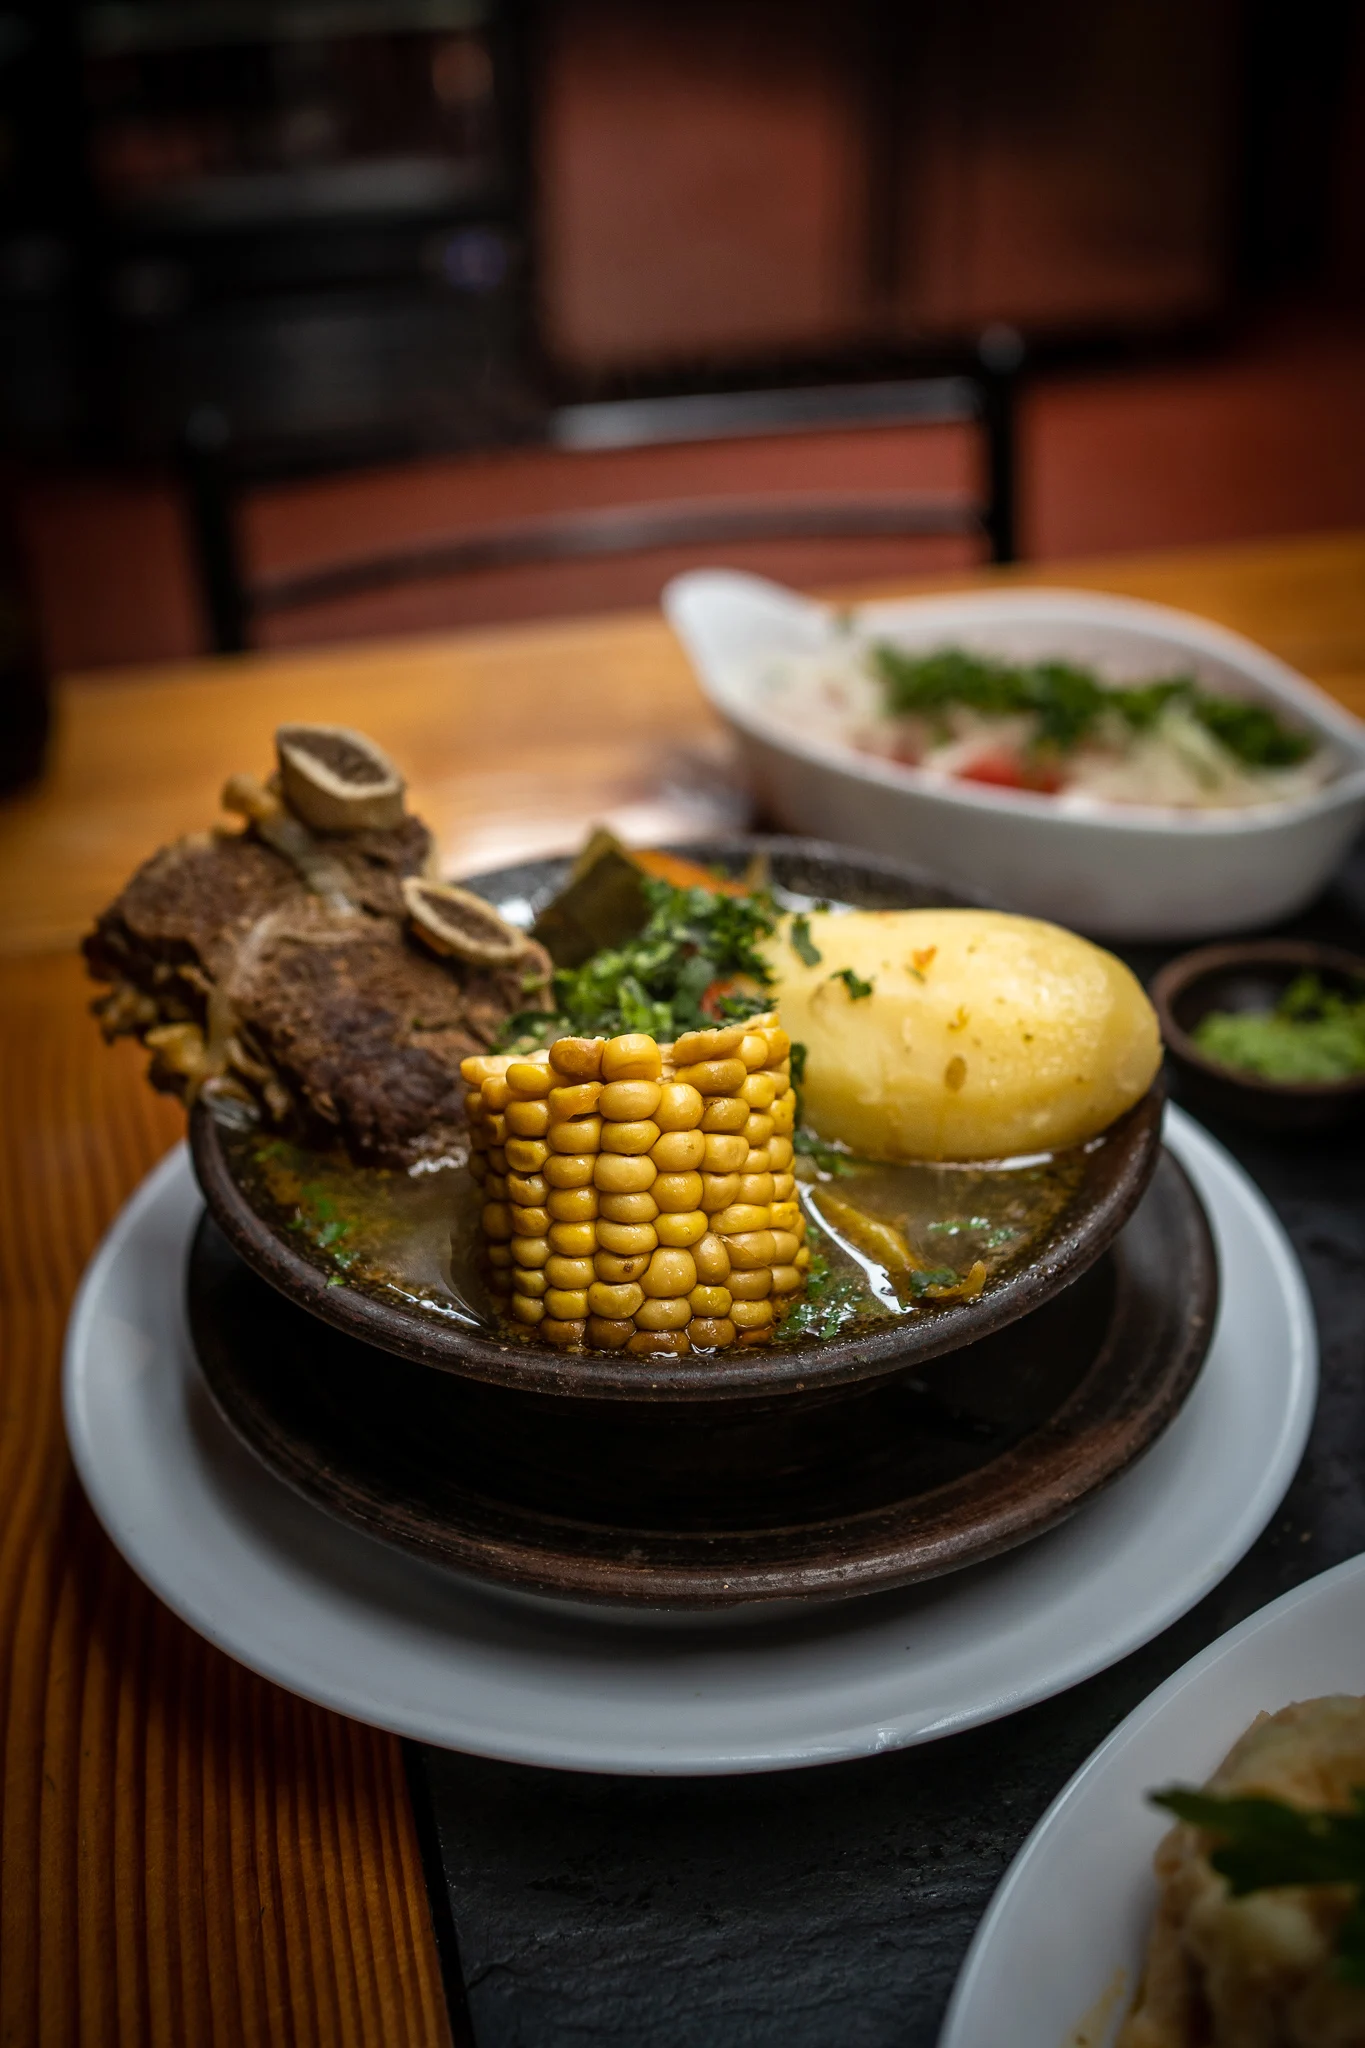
180, 355, 1020, 657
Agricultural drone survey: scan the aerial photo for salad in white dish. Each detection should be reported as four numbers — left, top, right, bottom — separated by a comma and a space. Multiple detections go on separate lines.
752, 638, 1334, 812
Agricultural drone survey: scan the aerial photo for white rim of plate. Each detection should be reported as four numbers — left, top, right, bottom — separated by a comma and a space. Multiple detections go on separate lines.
940, 1550, 1365, 2047
63, 1106, 1317, 1775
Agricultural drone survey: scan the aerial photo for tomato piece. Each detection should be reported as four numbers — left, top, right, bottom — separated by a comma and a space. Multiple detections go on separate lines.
700, 973, 764, 1021
957, 751, 1026, 789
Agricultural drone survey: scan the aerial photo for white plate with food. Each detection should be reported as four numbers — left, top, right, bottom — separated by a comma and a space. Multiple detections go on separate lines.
664, 575, 1365, 939
63, 1106, 1314, 1774
941, 1555, 1365, 2048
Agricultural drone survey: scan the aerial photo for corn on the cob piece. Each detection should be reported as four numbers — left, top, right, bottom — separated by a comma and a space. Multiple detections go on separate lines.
460, 1017, 808, 1354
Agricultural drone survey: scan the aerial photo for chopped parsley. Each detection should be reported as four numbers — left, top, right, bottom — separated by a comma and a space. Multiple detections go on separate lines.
791, 1125, 858, 1176
1192, 971, 1365, 1083
779, 1249, 870, 1340
789, 913, 823, 967
501, 876, 779, 1047
1151, 1784, 1365, 1982
872, 645, 1314, 769
831, 967, 875, 1001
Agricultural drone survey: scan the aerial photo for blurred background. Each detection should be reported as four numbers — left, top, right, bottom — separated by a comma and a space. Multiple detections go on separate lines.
0, 0, 1362, 699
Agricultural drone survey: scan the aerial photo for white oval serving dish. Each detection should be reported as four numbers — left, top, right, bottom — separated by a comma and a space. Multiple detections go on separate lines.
663, 571, 1365, 939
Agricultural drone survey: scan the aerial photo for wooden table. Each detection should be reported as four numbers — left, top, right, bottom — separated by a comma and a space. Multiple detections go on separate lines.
2, 529, 1363, 2047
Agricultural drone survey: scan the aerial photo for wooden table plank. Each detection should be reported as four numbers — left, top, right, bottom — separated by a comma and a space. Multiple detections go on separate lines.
2, 528, 1363, 2048
0, 955, 454, 2048
2, 529, 1362, 960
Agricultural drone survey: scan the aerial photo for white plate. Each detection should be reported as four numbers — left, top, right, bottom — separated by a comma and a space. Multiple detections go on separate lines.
663, 573, 1365, 939
941, 1552, 1365, 2048
63, 1108, 1315, 1776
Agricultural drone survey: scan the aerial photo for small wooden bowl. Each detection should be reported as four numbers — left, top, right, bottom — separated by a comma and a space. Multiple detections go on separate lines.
1151, 939, 1365, 1132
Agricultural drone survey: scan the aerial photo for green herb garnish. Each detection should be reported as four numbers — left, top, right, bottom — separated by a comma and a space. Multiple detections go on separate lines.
830, 967, 875, 1001
791, 1126, 859, 1176
502, 877, 779, 1047
1192, 972, 1365, 1083
790, 913, 823, 967
779, 1249, 870, 1340
871, 645, 1313, 769
1151, 1785, 1365, 1982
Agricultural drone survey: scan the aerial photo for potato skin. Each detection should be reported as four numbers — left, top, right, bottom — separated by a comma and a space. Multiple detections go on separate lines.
765, 908, 1161, 1160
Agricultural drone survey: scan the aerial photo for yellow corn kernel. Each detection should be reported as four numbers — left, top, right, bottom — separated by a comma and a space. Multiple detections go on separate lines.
738, 1033, 768, 1070
725, 1229, 776, 1269
710, 1203, 769, 1234
588, 1280, 644, 1319
655, 1211, 706, 1247
507, 1059, 552, 1096
642, 1246, 697, 1298
794, 1245, 812, 1270
505, 1099, 550, 1138
651, 1128, 705, 1171
481, 1201, 512, 1240
635, 1295, 691, 1331
546, 1185, 598, 1222
460, 1053, 499, 1083
544, 1286, 589, 1319
508, 1171, 548, 1204
596, 1219, 658, 1256
770, 1202, 801, 1231
505, 1137, 549, 1173
587, 1315, 633, 1349
510, 1204, 550, 1234
628, 1328, 689, 1356
770, 1229, 801, 1265
694, 1232, 731, 1283
728, 1267, 773, 1300
771, 1173, 795, 1201
654, 1081, 704, 1131
673, 1056, 746, 1096
700, 1173, 740, 1213
601, 1032, 662, 1082
550, 1037, 604, 1080
599, 1191, 658, 1225
600, 1117, 660, 1156
731, 1298, 774, 1331
598, 1079, 662, 1122
485, 1175, 508, 1199
511, 1295, 545, 1325
513, 1266, 548, 1297
486, 1244, 513, 1269
701, 1133, 747, 1173
548, 1221, 597, 1258
688, 1317, 737, 1348
770, 1094, 795, 1135
743, 1113, 774, 1147
653, 1170, 704, 1213
672, 1024, 744, 1066
509, 1235, 549, 1267
771, 1265, 802, 1295
464, 1089, 484, 1117
740, 1071, 777, 1111
594, 1248, 651, 1283
689, 1284, 732, 1316
545, 1254, 595, 1288
768, 1135, 794, 1169
468, 1154, 488, 1182
549, 1116, 602, 1155
543, 1152, 595, 1188
481, 1076, 511, 1112
542, 1316, 586, 1348
763, 1026, 791, 1063
700, 1096, 748, 1134
481, 1113, 508, 1144
548, 1081, 600, 1122
593, 1152, 656, 1193
737, 1173, 775, 1206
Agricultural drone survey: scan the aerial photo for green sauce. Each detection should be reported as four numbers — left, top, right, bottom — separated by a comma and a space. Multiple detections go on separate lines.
1192, 972, 1365, 1083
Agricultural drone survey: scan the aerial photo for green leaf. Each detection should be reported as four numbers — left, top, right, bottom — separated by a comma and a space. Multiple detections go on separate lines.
789, 914, 823, 967
831, 967, 875, 1001
1151, 1787, 1365, 1891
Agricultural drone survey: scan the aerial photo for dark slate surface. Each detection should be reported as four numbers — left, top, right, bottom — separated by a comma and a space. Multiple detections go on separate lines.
411, 843, 1365, 2048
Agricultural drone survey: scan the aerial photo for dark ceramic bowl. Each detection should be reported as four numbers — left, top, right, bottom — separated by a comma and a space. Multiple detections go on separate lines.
190, 835, 1167, 1405
1151, 939, 1365, 1133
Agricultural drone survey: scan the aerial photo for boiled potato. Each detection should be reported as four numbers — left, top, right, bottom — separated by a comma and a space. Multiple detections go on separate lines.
764, 908, 1160, 1160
